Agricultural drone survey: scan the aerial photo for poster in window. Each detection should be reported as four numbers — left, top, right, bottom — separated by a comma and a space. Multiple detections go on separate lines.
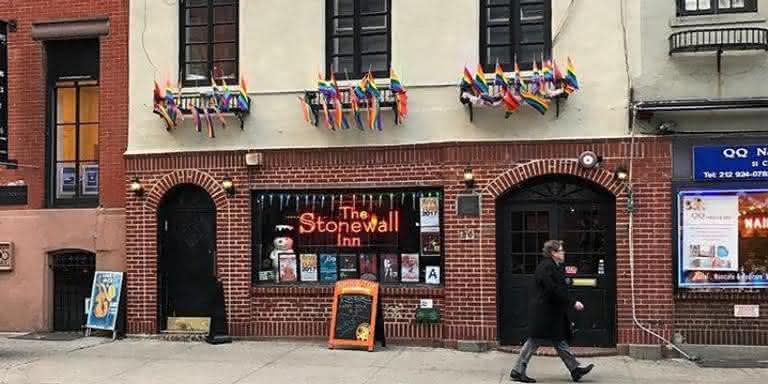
82, 164, 99, 195
339, 253, 359, 280
359, 253, 378, 281
401, 253, 420, 282
380, 253, 399, 283
420, 197, 440, 228
420, 227, 441, 255
300, 253, 318, 282
278, 253, 297, 283
425, 266, 440, 285
320, 253, 338, 282
680, 195, 738, 272
57, 164, 76, 196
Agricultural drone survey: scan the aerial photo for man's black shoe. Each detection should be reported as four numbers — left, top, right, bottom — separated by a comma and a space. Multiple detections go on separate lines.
570, 363, 594, 382
510, 369, 536, 383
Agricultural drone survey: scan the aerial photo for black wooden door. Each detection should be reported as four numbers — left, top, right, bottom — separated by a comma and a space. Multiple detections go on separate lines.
158, 185, 216, 325
53, 252, 95, 331
497, 176, 616, 347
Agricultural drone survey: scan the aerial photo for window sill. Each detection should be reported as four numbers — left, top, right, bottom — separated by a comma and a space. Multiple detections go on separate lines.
675, 288, 768, 300
252, 283, 444, 297
670, 13, 766, 28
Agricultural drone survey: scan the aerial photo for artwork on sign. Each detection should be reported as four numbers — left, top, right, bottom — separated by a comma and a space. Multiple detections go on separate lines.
381, 253, 399, 283
278, 253, 297, 283
86, 271, 123, 331
0, 242, 12, 271
420, 197, 440, 228
678, 189, 768, 288
420, 228, 441, 255
319, 253, 338, 282
339, 253, 359, 280
401, 253, 419, 283
693, 145, 768, 181
359, 253, 378, 281
425, 266, 440, 285
82, 164, 99, 195
300, 253, 318, 282
328, 279, 380, 351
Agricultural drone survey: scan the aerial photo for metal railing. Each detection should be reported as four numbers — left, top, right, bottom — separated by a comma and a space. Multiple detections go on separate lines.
669, 27, 768, 54
303, 87, 399, 127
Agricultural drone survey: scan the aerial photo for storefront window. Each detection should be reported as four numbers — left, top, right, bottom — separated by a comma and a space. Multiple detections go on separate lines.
678, 189, 768, 288
252, 189, 443, 285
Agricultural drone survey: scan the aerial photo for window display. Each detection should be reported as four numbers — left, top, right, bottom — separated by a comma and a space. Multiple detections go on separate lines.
252, 189, 443, 285
678, 189, 768, 288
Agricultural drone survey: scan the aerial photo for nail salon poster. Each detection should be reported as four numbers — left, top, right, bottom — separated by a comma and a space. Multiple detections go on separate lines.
680, 194, 739, 272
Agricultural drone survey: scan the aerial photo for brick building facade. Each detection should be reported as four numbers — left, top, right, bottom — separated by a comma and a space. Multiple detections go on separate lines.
125, 137, 682, 347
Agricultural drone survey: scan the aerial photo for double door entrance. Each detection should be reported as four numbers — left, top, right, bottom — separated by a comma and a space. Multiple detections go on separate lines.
497, 175, 616, 347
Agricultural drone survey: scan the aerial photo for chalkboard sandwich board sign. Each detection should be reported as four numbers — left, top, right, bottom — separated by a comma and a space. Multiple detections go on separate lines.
328, 279, 380, 351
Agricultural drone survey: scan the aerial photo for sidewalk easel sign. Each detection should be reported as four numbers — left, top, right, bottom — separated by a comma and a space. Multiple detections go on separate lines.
85, 271, 124, 340
328, 279, 380, 351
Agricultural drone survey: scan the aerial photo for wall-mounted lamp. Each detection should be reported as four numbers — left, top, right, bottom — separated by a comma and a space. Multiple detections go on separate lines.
613, 165, 629, 181
222, 177, 235, 197
612, 165, 635, 213
463, 167, 475, 189
129, 177, 144, 197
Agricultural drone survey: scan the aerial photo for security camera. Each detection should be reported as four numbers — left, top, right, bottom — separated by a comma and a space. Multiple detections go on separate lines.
657, 121, 677, 133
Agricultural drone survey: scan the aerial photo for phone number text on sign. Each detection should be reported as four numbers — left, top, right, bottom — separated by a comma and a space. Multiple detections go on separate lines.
700, 170, 768, 180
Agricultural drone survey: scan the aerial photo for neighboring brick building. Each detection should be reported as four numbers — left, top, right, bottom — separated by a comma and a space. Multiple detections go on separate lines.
0, 1, 127, 331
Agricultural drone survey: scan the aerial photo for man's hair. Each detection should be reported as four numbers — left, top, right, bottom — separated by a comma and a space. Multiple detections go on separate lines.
542, 240, 563, 258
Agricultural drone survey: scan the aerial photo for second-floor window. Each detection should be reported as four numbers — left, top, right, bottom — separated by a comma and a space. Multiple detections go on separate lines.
678, 0, 757, 16
326, 0, 391, 78
180, 0, 239, 86
480, 0, 552, 72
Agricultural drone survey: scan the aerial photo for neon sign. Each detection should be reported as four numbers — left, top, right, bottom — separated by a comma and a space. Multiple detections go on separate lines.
299, 206, 400, 247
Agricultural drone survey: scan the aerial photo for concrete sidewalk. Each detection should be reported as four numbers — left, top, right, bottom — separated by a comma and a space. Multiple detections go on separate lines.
1, 336, 766, 384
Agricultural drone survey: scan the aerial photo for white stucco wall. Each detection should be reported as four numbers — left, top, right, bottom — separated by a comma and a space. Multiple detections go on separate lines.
631, 0, 768, 100
128, 0, 631, 154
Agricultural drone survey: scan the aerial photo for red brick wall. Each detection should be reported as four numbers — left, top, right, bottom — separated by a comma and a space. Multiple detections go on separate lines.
674, 291, 768, 345
125, 138, 689, 346
0, 0, 128, 209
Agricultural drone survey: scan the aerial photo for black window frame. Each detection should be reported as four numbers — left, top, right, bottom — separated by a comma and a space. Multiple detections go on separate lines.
479, 0, 552, 73
677, 0, 757, 16
326, 0, 392, 79
0, 21, 8, 165
48, 79, 100, 208
179, 0, 239, 87
45, 39, 100, 209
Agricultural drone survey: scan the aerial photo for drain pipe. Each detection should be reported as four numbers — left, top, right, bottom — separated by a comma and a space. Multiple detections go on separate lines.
625, 110, 697, 361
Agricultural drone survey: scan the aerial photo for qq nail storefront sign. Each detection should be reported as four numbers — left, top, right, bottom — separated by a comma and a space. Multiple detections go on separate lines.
679, 191, 768, 288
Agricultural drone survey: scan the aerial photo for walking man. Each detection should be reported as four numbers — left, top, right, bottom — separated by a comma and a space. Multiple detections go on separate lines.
510, 240, 594, 383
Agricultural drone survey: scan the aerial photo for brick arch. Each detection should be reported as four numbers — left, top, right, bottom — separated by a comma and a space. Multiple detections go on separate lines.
144, 169, 230, 211
484, 159, 624, 198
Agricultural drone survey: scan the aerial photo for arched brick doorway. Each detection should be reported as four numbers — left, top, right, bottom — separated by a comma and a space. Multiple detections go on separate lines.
157, 184, 217, 331
496, 174, 617, 347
